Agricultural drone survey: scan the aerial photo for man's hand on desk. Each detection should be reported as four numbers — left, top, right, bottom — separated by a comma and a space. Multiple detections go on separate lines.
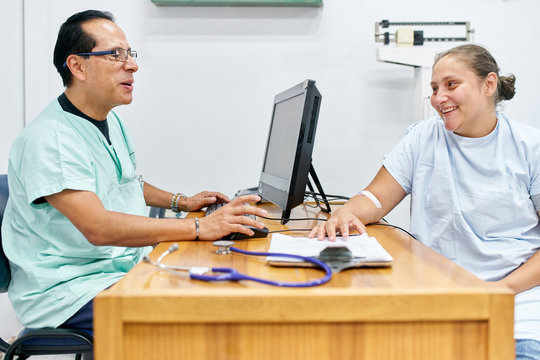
198, 195, 267, 240
178, 191, 231, 212
309, 206, 366, 242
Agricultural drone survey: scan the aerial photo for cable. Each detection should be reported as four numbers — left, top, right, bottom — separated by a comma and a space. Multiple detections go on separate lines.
305, 191, 350, 200
303, 192, 349, 212
304, 202, 319, 209
259, 216, 327, 222
303, 195, 342, 209
304, 194, 349, 203
268, 229, 313, 233
370, 222, 417, 240
306, 191, 325, 213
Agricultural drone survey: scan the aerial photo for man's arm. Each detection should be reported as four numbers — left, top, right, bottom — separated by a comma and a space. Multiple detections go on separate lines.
142, 181, 230, 212
45, 190, 265, 247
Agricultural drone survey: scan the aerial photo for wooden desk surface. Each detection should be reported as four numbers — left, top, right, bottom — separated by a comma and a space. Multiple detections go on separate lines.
95, 203, 514, 360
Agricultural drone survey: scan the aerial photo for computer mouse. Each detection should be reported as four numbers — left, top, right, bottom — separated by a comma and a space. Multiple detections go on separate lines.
222, 226, 269, 240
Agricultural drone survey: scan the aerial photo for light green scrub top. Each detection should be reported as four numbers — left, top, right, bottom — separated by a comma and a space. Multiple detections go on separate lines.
1, 99, 152, 328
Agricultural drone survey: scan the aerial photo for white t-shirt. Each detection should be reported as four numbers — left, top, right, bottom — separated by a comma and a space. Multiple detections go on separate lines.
383, 113, 540, 341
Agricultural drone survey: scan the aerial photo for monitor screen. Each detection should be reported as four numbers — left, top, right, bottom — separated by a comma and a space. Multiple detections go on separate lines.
258, 79, 322, 223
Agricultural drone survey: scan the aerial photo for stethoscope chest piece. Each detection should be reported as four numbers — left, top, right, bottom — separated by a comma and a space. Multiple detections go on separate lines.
213, 240, 235, 254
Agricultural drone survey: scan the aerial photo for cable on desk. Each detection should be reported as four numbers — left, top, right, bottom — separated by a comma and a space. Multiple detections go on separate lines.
303, 201, 347, 209
260, 216, 327, 222
304, 202, 319, 209
268, 229, 313, 233
301, 191, 349, 213
371, 221, 417, 240
304, 191, 350, 201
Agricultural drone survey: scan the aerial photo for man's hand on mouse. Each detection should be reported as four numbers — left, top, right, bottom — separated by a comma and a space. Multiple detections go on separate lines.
197, 195, 267, 240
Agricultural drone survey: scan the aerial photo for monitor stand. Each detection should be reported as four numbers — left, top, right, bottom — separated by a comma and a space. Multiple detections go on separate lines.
281, 162, 331, 225
234, 186, 260, 197
307, 163, 331, 213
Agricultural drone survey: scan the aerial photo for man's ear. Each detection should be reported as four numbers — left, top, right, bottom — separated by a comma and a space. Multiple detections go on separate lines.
484, 72, 498, 98
65, 55, 87, 82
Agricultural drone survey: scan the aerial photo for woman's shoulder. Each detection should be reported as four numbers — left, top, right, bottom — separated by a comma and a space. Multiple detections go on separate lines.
499, 112, 540, 143
405, 117, 446, 138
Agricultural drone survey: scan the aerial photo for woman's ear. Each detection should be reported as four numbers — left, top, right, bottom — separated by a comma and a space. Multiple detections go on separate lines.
484, 72, 498, 98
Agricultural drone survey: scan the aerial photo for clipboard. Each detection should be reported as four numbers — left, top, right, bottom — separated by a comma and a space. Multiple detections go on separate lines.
266, 233, 393, 272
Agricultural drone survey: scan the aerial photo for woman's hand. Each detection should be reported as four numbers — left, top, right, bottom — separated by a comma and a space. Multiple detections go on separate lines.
309, 206, 366, 241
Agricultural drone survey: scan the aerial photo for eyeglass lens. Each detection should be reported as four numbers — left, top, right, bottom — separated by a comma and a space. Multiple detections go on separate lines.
115, 48, 137, 62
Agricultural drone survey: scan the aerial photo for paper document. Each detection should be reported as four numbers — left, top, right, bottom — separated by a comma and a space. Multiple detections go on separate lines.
267, 233, 393, 267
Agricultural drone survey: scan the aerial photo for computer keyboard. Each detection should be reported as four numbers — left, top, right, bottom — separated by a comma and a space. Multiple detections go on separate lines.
204, 202, 228, 216
204, 202, 269, 240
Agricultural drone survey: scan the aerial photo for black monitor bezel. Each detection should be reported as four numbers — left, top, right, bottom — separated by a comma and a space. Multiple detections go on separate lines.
258, 79, 322, 220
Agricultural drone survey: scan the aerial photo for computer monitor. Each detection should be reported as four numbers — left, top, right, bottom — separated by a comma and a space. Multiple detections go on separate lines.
258, 79, 330, 224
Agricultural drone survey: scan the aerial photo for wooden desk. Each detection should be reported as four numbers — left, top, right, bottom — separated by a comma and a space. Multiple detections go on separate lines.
94, 203, 514, 360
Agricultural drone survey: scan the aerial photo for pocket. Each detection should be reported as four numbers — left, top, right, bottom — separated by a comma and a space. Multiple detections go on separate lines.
410, 162, 458, 258
414, 161, 453, 219
460, 187, 534, 239
115, 179, 147, 216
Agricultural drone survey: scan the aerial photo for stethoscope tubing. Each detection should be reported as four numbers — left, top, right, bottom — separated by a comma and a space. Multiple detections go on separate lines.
148, 243, 333, 287
226, 246, 332, 287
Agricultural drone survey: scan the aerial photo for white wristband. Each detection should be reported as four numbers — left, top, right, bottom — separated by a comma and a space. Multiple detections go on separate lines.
360, 190, 382, 209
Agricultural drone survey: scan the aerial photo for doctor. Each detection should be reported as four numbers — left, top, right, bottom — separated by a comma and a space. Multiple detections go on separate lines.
1, 9, 266, 336
310, 44, 540, 359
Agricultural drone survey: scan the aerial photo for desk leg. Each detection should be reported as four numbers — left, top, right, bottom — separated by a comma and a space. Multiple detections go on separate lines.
488, 293, 515, 360
94, 296, 124, 360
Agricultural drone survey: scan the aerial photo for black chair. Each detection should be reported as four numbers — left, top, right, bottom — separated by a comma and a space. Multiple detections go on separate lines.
0, 174, 94, 360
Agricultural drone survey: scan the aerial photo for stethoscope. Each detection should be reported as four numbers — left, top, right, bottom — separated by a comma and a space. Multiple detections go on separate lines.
143, 240, 332, 287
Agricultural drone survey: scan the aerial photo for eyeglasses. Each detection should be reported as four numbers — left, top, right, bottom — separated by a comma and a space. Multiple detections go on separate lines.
62, 48, 137, 68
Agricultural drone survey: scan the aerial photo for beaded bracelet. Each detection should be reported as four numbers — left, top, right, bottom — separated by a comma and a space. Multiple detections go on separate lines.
171, 193, 180, 212
194, 217, 200, 241
171, 193, 186, 213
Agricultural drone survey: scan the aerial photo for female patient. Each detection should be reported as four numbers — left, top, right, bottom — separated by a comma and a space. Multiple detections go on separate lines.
310, 44, 540, 359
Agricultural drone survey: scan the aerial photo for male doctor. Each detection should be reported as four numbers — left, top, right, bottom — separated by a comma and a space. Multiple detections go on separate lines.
1, 9, 266, 334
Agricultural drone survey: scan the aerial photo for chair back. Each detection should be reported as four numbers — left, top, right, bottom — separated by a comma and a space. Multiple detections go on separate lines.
0, 174, 10, 292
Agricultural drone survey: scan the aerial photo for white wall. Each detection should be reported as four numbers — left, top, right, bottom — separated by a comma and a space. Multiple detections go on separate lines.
0, 0, 24, 341
2, 0, 540, 339
0, 1, 24, 173
19, 0, 540, 228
